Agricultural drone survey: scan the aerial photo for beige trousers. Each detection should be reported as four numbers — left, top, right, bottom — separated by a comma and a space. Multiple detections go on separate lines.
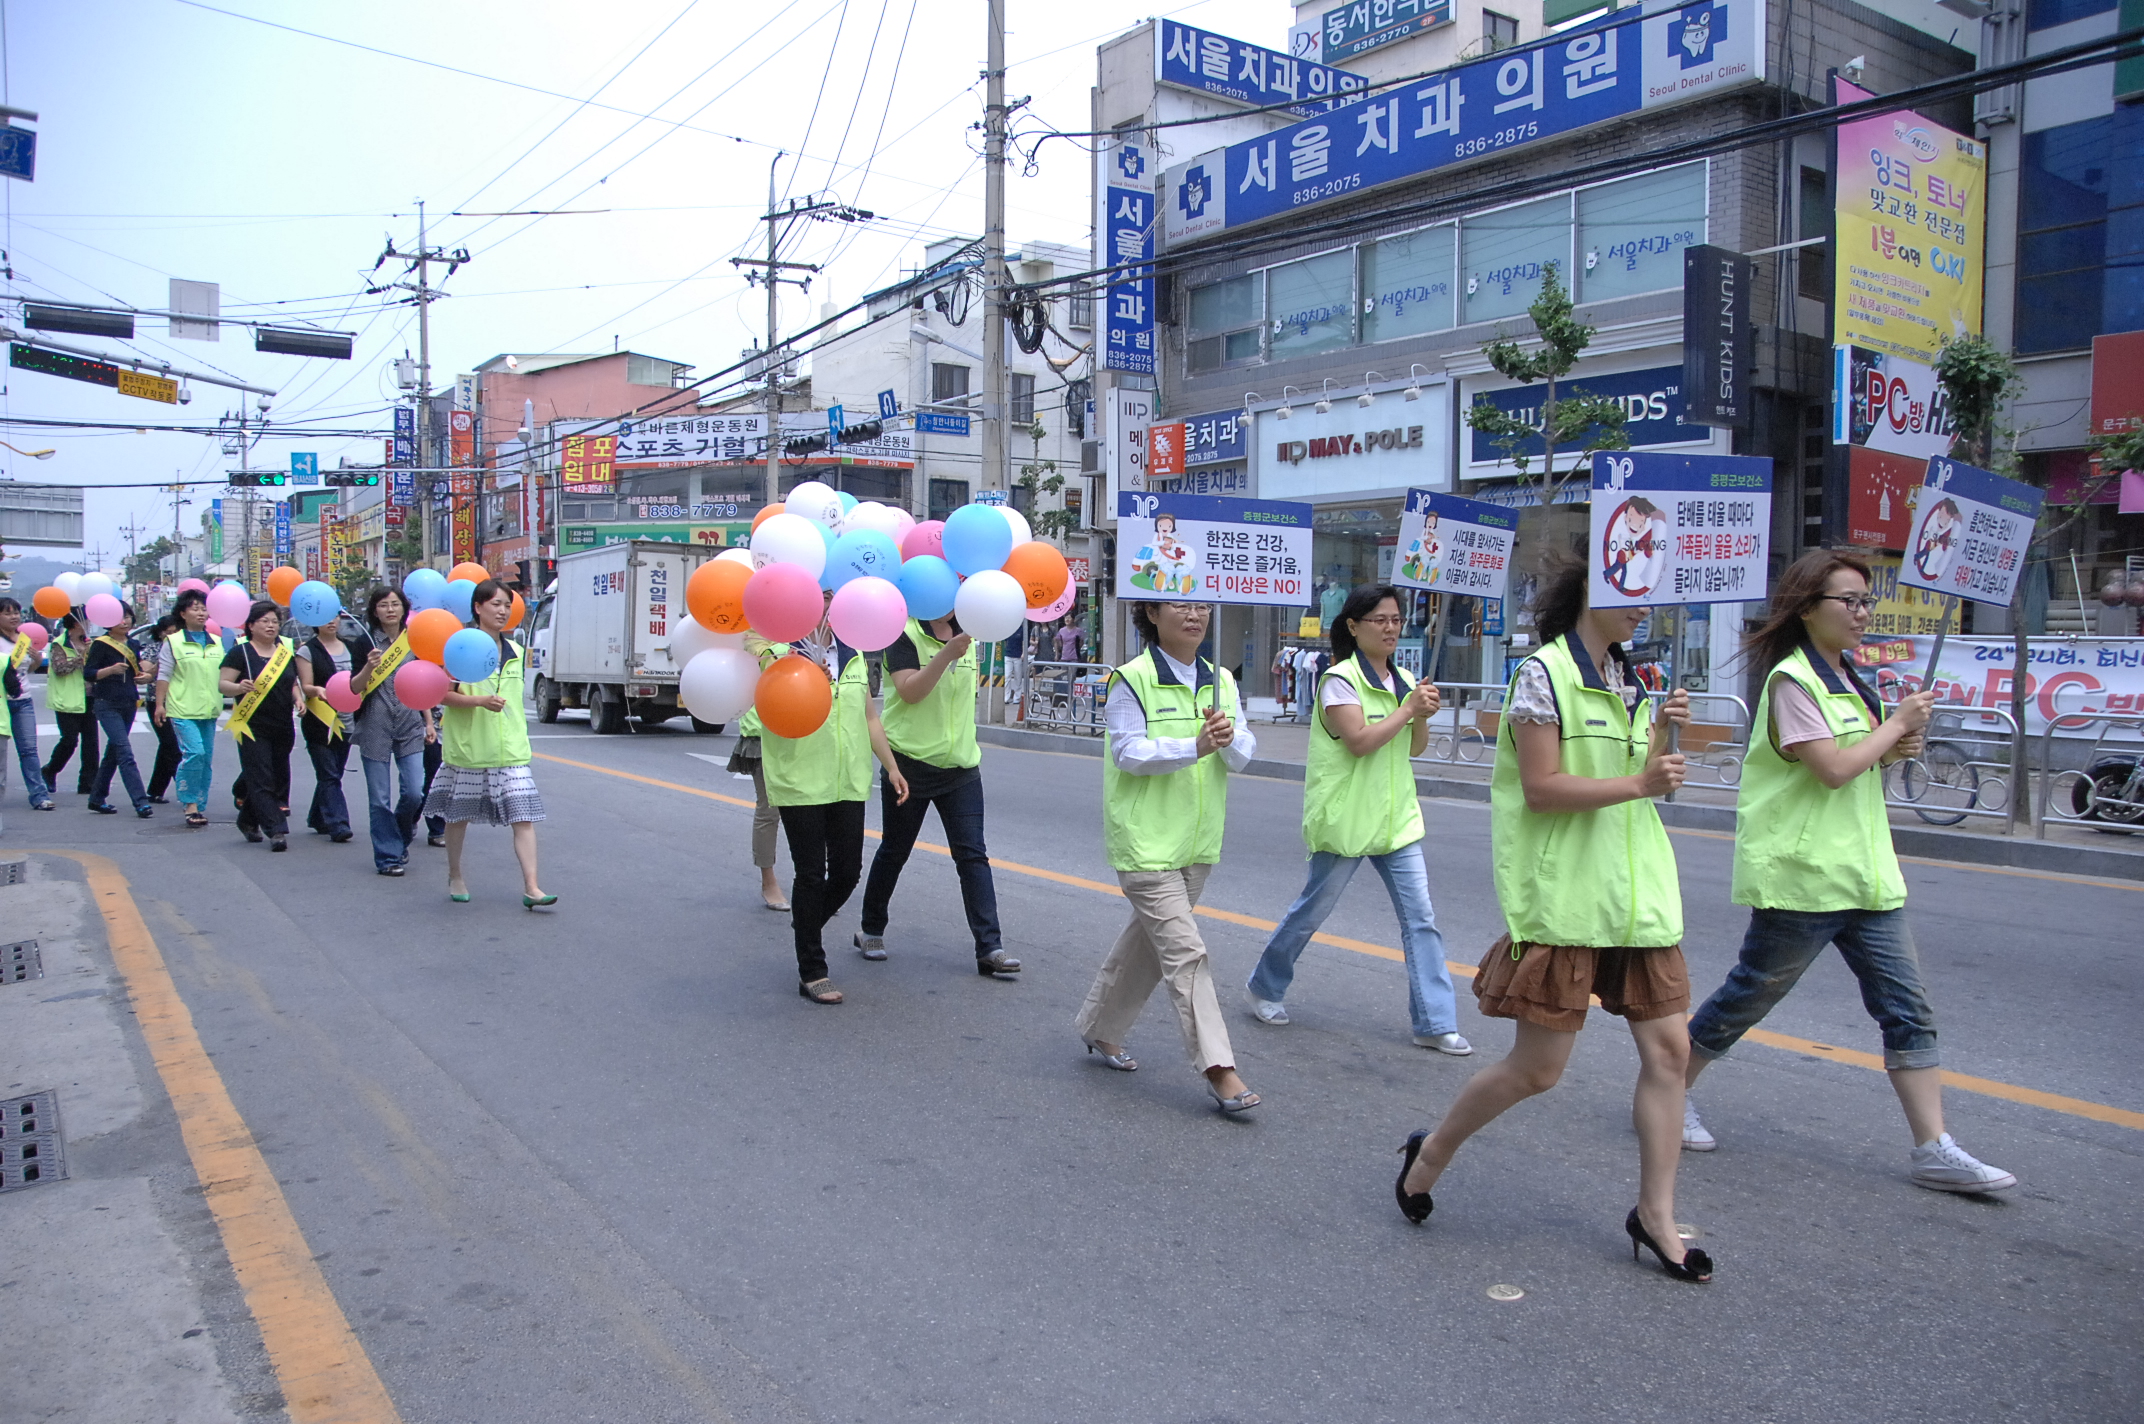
750, 763, 779, 869
1074, 864, 1236, 1074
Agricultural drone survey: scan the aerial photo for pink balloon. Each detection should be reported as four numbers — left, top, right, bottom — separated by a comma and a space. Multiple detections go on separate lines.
86, 593, 124, 627
393, 658, 450, 711
323, 669, 364, 714
203, 618, 223, 638
176, 578, 210, 595
1027, 580, 1079, 622
206, 582, 252, 628
900, 520, 945, 562
20, 620, 49, 650
741, 562, 826, 643
828, 576, 909, 651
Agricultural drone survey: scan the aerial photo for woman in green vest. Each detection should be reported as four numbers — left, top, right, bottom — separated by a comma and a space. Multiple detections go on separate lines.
1076, 600, 1259, 1112
761, 610, 908, 1004
40, 611, 99, 798
1683, 550, 2015, 1193
1245, 585, 1465, 1052
1394, 557, 1712, 1283
423, 579, 553, 908
734, 631, 791, 912
151, 588, 222, 828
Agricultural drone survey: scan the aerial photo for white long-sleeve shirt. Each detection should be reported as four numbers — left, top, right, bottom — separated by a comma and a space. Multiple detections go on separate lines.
1104, 647, 1256, 776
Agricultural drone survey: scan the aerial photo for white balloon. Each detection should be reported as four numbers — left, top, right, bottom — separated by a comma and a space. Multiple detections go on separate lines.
77, 571, 115, 599
667, 615, 746, 666
952, 568, 1027, 642
678, 648, 761, 724
999, 506, 1033, 549
750, 512, 829, 578
784, 481, 844, 528
54, 571, 82, 597
841, 500, 901, 538
890, 507, 917, 541
715, 546, 757, 567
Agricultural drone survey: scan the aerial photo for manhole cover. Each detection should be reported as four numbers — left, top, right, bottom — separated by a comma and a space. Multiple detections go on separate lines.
1, 940, 43, 984
0, 859, 24, 886
0, 1091, 65, 1192
1486, 1284, 1525, 1302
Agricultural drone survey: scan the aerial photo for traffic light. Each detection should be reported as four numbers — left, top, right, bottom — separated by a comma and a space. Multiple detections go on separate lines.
838, 419, 884, 444
226, 471, 287, 487
325, 470, 381, 487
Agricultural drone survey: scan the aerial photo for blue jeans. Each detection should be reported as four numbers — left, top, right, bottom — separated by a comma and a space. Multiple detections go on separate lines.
90, 701, 149, 811
171, 716, 217, 808
7, 695, 49, 806
305, 737, 352, 836
1247, 840, 1459, 1038
860, 766, 1001, 957
1688, 906, 1939, 1071
362, 750, 427, 870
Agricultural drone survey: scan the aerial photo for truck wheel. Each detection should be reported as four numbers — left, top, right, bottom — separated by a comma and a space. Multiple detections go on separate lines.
690, 717, 723, 734
590, 690, 628, 735
535, 677, 561, 724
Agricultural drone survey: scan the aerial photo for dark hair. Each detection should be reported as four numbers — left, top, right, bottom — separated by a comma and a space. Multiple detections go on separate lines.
58, 610, 84, 638
1130, 600, 1213, 648
1329, 584, 1403, 662
1529, 554, 1591, 645
242, 599, 281, 633
1622, 496, 1661, 518
363, 585, 405, 634
0, 596, 18, 614
1742, 549, 1873, 674
173, 588, 207, 616
471, 577, 511, 615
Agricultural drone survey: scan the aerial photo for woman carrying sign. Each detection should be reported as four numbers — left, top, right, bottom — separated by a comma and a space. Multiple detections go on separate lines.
152, 588, 222, 828
1394, 558, 1708, 1283
220, 601, 302, 850
1682, 550, 2015, 1193
423, 580, 552, 907
84, 601, 155, 818
298, 611, 370, 843
354, 587, 434, 876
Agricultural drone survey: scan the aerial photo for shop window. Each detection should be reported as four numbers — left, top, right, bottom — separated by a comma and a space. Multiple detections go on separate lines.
1797, 166, 1830, 300
1462, 194, 1572, 325
1186, 274, 1262, 372
928, 478, 969, 521
1067, 284, 1093, 330
931, 362, 971, 405
1577, 163, 1707, 303
2015, 111, 2144, 354
1011, 372, 1036, 426
1361, 225, 1456, 343
1483, 9, 1519, 51
1267, 249, 1354, 359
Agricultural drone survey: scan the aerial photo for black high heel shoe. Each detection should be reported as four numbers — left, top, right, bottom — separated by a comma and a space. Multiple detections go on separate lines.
1394, 1130, 1434, 1225
1625, 1208, 1712, 1283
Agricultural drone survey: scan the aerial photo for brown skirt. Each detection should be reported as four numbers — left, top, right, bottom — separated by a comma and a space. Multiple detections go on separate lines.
1473, 935, 1690, 1033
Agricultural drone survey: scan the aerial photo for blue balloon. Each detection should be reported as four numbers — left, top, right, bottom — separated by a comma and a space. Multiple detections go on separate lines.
837, 491, 859, 515
442, 627, 502, 683
443, 578, 477, 624
896, 554, 959, 621
941, 503, 1014, 576
402, 567, 449, 611
816, 520, 840, 592
827, 529, 901, 590
290, 580, 341, 627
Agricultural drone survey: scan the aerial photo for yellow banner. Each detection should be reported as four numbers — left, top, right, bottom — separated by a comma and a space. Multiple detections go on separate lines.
226, 639, 293, 743
351, 630, 410, 700
117, 369, 180, 404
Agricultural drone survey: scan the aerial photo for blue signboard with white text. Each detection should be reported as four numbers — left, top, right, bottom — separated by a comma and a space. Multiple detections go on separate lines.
290, 451, 319, 486
1102, 133, 1156, 375
1468, 364, 1710, 467
392, 404, 415, 466
1306, 0, 1455, 63
1163, 0, 1763, 248
1155, 20, 1366, 119
274, 500, 292, 565
917, 411, 971, 437
1116, 491, 1314, 607
1589, 450, 1772, 607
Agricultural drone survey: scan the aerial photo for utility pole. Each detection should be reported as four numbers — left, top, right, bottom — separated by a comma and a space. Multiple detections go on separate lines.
167, 478, 192, 584
981, 0, 1010, 493
371, 202, 469, 568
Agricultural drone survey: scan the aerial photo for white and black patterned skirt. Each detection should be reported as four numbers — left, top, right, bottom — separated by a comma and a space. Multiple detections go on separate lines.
421, 763, 546, 825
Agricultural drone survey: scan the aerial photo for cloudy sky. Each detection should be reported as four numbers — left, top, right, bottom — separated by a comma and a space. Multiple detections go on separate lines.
2, 0, 1284, 567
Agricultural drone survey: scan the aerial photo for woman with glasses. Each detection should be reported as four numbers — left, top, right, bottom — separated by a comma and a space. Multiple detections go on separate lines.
353, 587, 435, 876
151, 588, 222, 828
1076, 601, 1260, 1113
423, 580, 552, 907
1245, 584, 1467, 1054
1681, 551, 2016, 1193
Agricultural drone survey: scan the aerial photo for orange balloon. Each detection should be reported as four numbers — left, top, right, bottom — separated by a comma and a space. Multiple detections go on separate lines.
408, 607, 463, 664
506, 591, 526, 630
754, 654, 833, 739
751, 504, 783, 534
31, 585, 71, 619
685, 558, 753, 633
1003, 540, 1071, 608
449, 561, 491, 586
266, 566, 303, 605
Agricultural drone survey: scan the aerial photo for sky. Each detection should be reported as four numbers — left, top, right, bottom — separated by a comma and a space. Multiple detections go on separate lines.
1, 0, 1290, 570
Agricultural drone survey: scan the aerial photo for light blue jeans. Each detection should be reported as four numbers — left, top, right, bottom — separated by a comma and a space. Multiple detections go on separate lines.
7, 695, 50, 806
170, 716, 217, 808
1247, 840, 1459, 1038
1689, 906, 1940, 1071
362, 750, 427, 871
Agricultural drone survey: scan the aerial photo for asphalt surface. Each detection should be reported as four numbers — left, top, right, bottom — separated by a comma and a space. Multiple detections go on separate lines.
7, 705, 2141, 1423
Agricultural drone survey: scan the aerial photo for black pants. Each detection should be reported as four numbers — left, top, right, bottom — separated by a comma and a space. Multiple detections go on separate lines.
232, 719, 294, 837
860, 766, 1001, 959
421, 737, 446, 837
42, 710, 99, 794
146, 714, 181, 799
305, 736, 352, 835
777, 801, 867, 983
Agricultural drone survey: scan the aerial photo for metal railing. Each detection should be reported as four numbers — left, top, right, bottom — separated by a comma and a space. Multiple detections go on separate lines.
2037, 713, 2144, 837
1877, 703, 2023, 829
1404, 680, 1753, 788
1017, 658, 1113, 736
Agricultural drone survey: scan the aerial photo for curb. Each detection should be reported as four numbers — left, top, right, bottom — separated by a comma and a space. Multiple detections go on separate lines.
977, 724, 2144, 883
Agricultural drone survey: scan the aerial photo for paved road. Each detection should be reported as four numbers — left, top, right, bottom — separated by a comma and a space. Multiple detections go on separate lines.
8, 708, 2141, 1423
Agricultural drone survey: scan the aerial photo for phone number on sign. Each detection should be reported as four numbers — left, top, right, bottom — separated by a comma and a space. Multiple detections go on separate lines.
1453, 122, 1539, 160
1292, 173, 1363, 206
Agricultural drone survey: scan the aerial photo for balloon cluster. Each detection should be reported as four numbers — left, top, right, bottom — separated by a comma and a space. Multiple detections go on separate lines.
673, 483, 1073, 737
385, 561, 523, 711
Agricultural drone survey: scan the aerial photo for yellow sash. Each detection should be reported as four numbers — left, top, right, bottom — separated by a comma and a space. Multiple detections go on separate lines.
226, 638, 293, 743
303, 639, 356, 741
95, 632, 140, 677
351, 630, 410, 700
6, 634, 31, 671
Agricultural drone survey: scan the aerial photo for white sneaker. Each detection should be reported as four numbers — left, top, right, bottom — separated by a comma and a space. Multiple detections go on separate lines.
1681, 1098, 1717, 1152
1245, 992, 1289, 1026
1909, 1134, 2017, 1194
1412, 1032, 1473, 1056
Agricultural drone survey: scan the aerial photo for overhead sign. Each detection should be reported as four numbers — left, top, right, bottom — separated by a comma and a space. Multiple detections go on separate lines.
1392, 488, 1517, 601
1156, 19, 1366, 119
591, 412, 914, 468
877, 388, 899, 420
116, 369, 179, 404
1589, 449, 1773, 608
1106, 386, 1154, 507
1467, 363, 1707, 468
1897, 455, 2044, 609
0, 125, 35, 183
1833, 77, 1985, 364
1115, 491, 1313, 607
562, 433, 617, 494
917, 411, 971, 436
9, 343, 177, 402
1164, 2, 1764, 247
1099, 132, 1155, 375
290, 452, 319, 486
392, 404, 415, 466
1293, 0, 1454, 63
1834, 344, 1954, 460
1681, 244, 1754, 429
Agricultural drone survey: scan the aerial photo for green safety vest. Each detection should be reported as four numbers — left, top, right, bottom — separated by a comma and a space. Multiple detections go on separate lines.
162, 630, 224, 721
1732, 644, 1907, 912
46, 632, 86, 714
736, 640, 791, 740
1102, 648, 1239, 873
762, 655, 874, 808
1303, 653, 1425, 858
442, 648, 531, 769
1489, 635, 1681, 948
881, 619, 979, 770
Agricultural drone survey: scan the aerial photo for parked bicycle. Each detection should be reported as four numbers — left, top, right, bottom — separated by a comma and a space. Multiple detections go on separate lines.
2068, 749, 2144, 833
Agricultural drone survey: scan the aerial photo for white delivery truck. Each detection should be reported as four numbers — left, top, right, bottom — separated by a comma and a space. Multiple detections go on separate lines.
525, 539, 721, 734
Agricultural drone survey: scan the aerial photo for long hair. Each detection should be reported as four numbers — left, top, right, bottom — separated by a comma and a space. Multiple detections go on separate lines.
363, 585, 404, 635
1742, 549, 1873, 674
1329, 584, 1403, 662
1529, 553, 1590, 645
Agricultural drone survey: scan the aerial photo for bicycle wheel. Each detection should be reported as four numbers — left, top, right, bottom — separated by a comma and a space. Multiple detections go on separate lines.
2086, 770, 2144, 834
1898, 742, 1979, 826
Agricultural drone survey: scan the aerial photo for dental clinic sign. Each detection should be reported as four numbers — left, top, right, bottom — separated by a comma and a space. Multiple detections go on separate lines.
1099, 132, 1156, 375
1164, 0, 1763, 248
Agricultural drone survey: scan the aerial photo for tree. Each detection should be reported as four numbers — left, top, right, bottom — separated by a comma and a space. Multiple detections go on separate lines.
1463, 262, 1632, 507
125, 536, 178, 586
1016, 421, 1080, 542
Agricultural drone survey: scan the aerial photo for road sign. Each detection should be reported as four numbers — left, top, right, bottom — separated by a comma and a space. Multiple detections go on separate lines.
0, 125, 34, 182
115, 369, 179, 403
828, 403, 845, 445
917, 411, 970, 436
291, 452, 319, 486
877, 389, 899, 420
11, 342, 177, 402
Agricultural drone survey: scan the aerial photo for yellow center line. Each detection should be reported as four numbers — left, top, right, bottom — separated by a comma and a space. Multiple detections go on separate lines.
538, 752, 2144, 1131
36, 850, 402, 1424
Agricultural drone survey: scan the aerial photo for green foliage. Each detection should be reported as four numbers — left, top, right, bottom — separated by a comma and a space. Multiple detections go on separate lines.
1017, 421, 1080, 542
1933, 333, 2023, 473
124, 537, 179, 586
1463, 262, 1629, 494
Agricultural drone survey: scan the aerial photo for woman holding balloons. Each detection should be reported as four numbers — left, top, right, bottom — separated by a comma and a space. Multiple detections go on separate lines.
220, 600, 303, 850
422, 579, 553, 908
1, 595, 55, 814
296, 585, 367, 843
40, 610, 98, 801
84, 599, 156, 819
151, 588, 223, 828
353, 586, 435, 876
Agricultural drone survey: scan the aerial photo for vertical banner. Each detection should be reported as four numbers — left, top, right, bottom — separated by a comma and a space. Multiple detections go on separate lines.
1114, 491, 1312, 605
452, 501, 477, 565
1590, 450, 1773, 607
209, 498, 223, 563
1897, 455, 2044, 607
1099, 132, 1155, 375
450, 409, 475, 467
392, 404, 415, 466
273, 500, 292, 565
1391, 488, 1516, 599
1681, 244, 1754, 429
1105, 386, 1154, 509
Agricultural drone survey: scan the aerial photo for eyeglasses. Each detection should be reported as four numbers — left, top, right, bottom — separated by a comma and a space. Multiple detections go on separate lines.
1158, 603, 1212, 617
1817, 594, 1882, 613
1353, 615, 1406, 628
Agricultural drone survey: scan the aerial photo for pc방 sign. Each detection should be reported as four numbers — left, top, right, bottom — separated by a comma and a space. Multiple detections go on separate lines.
1589, 449, 1772, 608
1391, 488, 1516, 601
1834, 344, 1954, 460
1897, 455, 2044, 608
1115, 491, 1312, 607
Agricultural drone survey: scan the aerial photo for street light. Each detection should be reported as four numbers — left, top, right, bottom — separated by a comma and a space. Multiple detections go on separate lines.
0, 441, 56, 459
